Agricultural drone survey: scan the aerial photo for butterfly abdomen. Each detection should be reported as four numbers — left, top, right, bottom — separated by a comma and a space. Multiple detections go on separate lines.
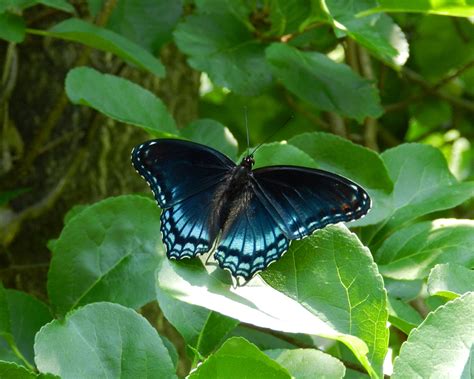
209, 164, 254, 233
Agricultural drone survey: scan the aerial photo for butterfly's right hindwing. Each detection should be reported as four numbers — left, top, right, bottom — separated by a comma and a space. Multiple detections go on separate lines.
132, 139, 234, 259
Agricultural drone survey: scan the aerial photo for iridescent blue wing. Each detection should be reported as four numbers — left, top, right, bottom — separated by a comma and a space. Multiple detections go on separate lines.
160, 187, 222, 259
214, 186, 290, 281
132, 139, 234, 208
131, 139, 234, 259
252, 166, 371, 240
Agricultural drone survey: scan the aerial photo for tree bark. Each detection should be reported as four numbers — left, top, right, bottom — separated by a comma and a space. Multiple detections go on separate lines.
0, 23, 199, 300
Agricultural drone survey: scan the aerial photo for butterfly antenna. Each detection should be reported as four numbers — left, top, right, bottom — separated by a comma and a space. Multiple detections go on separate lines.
250, 114, 294, 155
244, 106, 250, 157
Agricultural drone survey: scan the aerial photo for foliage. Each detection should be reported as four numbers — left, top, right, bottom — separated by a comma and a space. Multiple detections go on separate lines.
0, 0, 473, 378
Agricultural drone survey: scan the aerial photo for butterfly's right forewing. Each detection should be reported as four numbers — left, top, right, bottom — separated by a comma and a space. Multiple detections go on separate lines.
132, 139, 234, 208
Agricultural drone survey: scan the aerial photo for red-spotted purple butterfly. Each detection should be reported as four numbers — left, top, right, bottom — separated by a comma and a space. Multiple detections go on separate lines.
132, 139, 371, 284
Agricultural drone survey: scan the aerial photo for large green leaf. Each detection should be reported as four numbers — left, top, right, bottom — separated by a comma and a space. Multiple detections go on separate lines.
363, 0, 474, 17
155, 286, 239, 361
34, 302, 176, 378
376, 219, 474, 280
367, 144, 474, 245
34, 18, 165, 76
174, 13, 272, 95
181, 119, 238, 160
65, 67, 177, 136
266, 43, 383, 122
392, 293, 474, 378
427, 263, 474, 299
324, 0, 408, 66
289, 132, 393, 226
107, 0, 182, 52
4, 290, 52, 365
0, 13, 25, 43
48, 195, 162, 315
189, 337, 291, 378
265, 348, 346, 378
157, 225, 388, 377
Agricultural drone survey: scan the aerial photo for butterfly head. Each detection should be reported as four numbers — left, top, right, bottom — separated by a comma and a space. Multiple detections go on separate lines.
241, 155, 255, 169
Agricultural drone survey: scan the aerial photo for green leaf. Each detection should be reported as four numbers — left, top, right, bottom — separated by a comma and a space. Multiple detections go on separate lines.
34, 302, 176, 378
37, 0, 74, 12
251, 143, 318, 169
411, 17, 474, 79
427, 263, 474, 299
4, 290, 52, 365
155, 284, 239, 360
265, 348, 346, 379
0, 283, 11, 341
65, 67, 177, 136
387, 297, 423, 334
265, 43, 383, 122
0, 0, 73, 13
48, 195, 162, 315
189, 337, 291, 378
376, 219, 474, 280
86, 0, 102, 16
181, 119, 238, 160
262, 224, 388, 376
0, 361, 36, 379
267, 0, 312, 35
39, 18, 165, 76
107, 0, 182, 52
324, 0, 409, 66
0, 188, 30, 206
392, 293, 474, 378
174, 13, 272, 95
289, 132, 393, 226
157, 225, 388, 377
384, 278, 422, 301
0, 13, 25, 43
369, 144, 474, 244
363, 0, 474, 17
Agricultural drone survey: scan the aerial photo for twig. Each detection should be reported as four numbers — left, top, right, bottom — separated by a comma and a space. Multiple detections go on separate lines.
358, 46, 379, 151
384, 62, 474, 113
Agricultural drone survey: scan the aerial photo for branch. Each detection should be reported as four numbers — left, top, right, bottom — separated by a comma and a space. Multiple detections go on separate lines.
358, 46, 379, 151
384, 61, 474, 113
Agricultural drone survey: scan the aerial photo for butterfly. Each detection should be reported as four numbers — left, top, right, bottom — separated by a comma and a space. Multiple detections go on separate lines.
132, 138, 371, 284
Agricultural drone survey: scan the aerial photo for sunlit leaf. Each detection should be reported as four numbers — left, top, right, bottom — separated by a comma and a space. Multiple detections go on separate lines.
427, 263, 474, 299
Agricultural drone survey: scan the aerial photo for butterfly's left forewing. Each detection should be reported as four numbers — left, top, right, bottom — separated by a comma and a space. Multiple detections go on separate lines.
252, 166, 371, 240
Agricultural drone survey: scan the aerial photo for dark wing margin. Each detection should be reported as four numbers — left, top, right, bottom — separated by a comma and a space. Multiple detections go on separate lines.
214, 187, 290, 281
252, 166, 371, 240
131, 139, 235, 208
